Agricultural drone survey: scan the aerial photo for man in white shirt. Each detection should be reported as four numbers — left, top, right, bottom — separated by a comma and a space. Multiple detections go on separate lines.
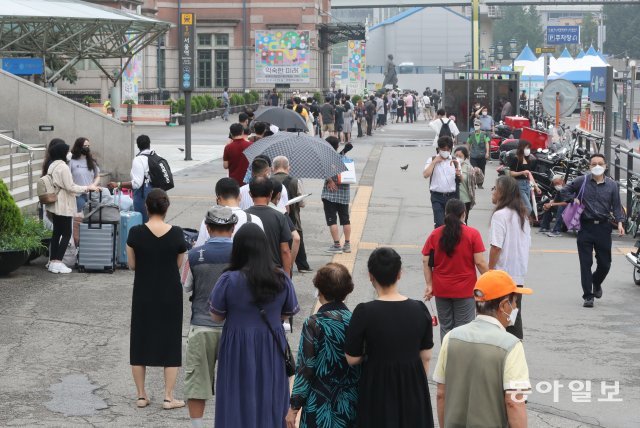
430, 109, 460, 146
423, 136, 461, 228
422, 91, 433, 120
375, 95, 385, 129
239, 157, 288, 210
194, 178, 264, 247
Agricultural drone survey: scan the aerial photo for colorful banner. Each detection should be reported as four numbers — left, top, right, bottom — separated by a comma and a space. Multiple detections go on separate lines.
122, 34, 143, 103
347, 40, 366, 95
255, 31, 310, 83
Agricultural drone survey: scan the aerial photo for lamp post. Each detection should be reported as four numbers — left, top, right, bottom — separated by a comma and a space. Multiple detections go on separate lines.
629, 60, 636, 142
510, 48, 518, 71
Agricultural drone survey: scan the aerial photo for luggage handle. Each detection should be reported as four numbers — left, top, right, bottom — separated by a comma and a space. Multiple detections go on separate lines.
87, 190, 103, 229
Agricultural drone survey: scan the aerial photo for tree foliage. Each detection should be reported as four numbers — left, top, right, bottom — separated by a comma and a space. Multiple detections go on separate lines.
603, 5, 640, 58
580, 13, 599, 51
0, 178, 22, 237
492, 6, 544, 54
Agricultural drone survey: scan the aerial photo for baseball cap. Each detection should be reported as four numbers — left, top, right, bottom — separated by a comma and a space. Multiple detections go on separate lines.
204, 206, 238, 225
474, 270, 533, 301
474, 119, 481, 126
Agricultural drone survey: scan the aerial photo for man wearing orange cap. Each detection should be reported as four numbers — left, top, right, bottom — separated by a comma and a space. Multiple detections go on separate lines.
433, 270, 532, 428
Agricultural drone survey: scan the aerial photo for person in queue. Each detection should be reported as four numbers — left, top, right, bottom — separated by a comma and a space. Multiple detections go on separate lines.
69, 137, 101, 212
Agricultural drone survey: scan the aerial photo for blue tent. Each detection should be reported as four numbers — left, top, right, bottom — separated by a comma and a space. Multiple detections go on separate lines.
516, 44, 537, 62
576, 49, 586, 59
585, 45, 599, 56
559, 48, 573, 59
550, 70, 591, 84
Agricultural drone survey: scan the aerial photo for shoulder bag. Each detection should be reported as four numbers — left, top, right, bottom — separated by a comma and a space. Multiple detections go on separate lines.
256, 304, 295, 377
562, 175, 589, 231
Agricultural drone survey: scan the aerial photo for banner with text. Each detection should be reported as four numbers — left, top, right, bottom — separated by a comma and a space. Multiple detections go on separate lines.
347, 40, 366, 95
255, 31, 310, 83
122, 34, 143, 103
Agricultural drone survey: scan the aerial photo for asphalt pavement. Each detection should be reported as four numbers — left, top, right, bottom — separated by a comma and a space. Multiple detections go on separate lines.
0, 115, 638, 427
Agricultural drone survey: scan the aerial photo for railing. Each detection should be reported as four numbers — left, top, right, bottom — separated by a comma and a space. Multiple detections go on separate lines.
0, 134, 46, 200
613, 145, 640, 218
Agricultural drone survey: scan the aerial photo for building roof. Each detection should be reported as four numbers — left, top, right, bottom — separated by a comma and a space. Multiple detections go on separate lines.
369, 7, 424, 31
1, 0, 160, 22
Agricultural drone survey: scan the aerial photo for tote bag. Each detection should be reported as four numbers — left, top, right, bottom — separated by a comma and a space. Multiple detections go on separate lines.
562, 175, 589, 231
337, 157, 357, 185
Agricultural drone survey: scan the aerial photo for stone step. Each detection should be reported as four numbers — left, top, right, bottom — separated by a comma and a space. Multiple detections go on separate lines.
0, 157, 45, 180
2, 172, 34, 190
16, 195, 40, 214
8, 183, 36, 203
0, 151, 30, 167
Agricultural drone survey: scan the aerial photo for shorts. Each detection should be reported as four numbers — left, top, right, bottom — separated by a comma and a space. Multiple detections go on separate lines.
322, 123, 335, 133
184, 326, 222, 400
322, 199, 350, 226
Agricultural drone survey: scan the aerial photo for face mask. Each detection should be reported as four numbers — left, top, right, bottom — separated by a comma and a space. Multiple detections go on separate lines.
503, 301, 518, 327
482, 111, 488, 116
554, 185, 563, 191
439, 151, 451, 159
523, 148, 531, 156
81, 147, 90, 155
591, 165, 605, 176
456, 157, 465, 163
474, 126, 481, 131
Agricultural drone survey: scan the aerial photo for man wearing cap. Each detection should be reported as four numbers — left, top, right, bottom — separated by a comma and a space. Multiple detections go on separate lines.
433, 270, 531, 428
466, 119, 491, 180
180, 206, 237, 428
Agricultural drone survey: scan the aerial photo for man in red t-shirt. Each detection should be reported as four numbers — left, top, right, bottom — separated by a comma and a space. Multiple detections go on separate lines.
223, 123, 252, 185
421, 200, 488, 341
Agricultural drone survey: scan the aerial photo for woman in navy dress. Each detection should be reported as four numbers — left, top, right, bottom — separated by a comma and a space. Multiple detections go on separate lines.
210, 223, 299, 428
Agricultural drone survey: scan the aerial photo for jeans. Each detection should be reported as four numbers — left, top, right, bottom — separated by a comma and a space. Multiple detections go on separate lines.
430, 191, 458, 228
366, 116, 373, 136
357, 119, 363, 137
434, 297, 476, 342
50, 213, 72, 261
133, 183, 152, 223
223, 102, 230, 121
76, 194, 88, 212
540, 205, 566, 232
464, 202, 472, 224
406, 107, 414, 122
517, 179, 533, 214
470, 157, 487, 175
577, 222, 612, 300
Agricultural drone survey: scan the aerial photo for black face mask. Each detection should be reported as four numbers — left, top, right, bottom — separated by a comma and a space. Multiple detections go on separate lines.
81, 147, 90, 156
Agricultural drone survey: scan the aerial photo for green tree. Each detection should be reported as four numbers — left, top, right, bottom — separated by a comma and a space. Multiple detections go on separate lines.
492, 6, 544, 54
580, 13, 599, 50
603, 5, 640, 58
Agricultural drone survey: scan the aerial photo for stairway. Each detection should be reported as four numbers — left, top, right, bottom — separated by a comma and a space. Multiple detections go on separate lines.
0, 131, 46, 212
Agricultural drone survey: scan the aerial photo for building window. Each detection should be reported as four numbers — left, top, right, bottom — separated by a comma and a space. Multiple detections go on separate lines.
198, 33, 212, 46
215, 34, 229, 47
158, 48, 166, 88
215, 50, 229, 88
198, 50, 212, 88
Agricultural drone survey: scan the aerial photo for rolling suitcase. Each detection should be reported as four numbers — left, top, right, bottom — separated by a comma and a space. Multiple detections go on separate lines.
117, 211, 143, 267
77, 223, 117, 273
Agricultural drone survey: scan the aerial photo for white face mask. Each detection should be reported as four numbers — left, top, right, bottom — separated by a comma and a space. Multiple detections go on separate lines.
524, 148, 531, 156
474, 126, 481, 131
591, 165, 605, 176
554, 185, 563, 191
456, 156, 465, 163
439, 151, 451, 159
482, 111, 488, 116
503, 301, 518, 327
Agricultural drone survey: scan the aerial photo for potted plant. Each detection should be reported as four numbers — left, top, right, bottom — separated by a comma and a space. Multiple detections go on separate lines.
82, 95, 97, 106
0, 179, 50, 276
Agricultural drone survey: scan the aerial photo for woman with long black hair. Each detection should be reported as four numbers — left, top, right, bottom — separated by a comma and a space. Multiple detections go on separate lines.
69, 137, 101, 211
489, 176, 532, 340
508, 139, 541, 215
210, 222, 299, 428
422, 199, 488, 340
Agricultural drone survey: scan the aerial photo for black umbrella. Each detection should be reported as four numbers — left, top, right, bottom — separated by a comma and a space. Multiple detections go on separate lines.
253, 107, 307, 131
243, 132, 347, 179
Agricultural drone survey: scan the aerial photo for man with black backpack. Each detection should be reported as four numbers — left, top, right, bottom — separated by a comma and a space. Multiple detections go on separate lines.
430, 109, 460, 147
108, 134, 174, 222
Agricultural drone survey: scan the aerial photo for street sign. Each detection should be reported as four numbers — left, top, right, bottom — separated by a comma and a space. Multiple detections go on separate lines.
38, 125, 54, 131
1, 58, 44, 75
535, 47, 556, 54
546, 26, 580, 45
179, 13, 195, 92
590, 67, 608, 103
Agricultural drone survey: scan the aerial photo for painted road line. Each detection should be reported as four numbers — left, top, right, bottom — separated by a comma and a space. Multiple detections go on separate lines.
331, 186, 373, 273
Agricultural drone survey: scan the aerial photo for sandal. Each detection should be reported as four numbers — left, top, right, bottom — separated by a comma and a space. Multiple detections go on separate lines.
162, 399, 185, 410
136, 397, 150, 408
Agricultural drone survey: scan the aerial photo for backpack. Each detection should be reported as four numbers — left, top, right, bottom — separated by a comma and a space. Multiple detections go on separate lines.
438, 119, 453, 139
37, 163, 61, 205
141, 151, 174, 191
391, 99, 398, 109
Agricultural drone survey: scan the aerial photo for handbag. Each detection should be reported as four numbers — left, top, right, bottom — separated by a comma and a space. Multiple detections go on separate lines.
562, 175, 589, 231
83, 190, 121, 225
256, 305, 295, 377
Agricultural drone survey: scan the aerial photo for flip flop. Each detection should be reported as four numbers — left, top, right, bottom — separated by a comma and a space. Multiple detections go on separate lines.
136, 397, 150, 408
162, 399, 185, 410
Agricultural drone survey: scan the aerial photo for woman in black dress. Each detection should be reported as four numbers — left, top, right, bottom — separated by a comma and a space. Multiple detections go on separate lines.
126, 189, 188, 410
345, 247, 435, 428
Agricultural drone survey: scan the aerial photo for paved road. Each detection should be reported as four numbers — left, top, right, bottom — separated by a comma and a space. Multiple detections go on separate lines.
0, 117, 638, 427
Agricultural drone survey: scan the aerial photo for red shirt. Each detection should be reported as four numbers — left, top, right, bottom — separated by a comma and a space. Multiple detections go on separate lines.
421, 225, 485, 298
223, 138, 252, 185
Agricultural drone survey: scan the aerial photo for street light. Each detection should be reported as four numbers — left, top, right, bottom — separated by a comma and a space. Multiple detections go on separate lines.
509, 38, 518, 51
510, 48, 518, 71
489, 44, 496, 57
496, 41, 504, 54
630, 60, 636, 142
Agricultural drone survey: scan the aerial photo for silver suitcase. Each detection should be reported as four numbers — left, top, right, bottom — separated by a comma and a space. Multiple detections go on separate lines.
78, 223, 116, 273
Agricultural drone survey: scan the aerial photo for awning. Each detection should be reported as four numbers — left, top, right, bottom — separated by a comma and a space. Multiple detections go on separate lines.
0, 0, 170, 83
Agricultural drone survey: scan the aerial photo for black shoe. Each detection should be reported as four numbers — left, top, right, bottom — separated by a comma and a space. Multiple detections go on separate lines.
298, 268, 313, 274
593, 285, 603, 299
583, 299, 594, 308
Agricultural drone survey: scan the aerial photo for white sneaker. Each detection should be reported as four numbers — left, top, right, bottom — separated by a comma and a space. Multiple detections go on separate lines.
49, 262, 72, 274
